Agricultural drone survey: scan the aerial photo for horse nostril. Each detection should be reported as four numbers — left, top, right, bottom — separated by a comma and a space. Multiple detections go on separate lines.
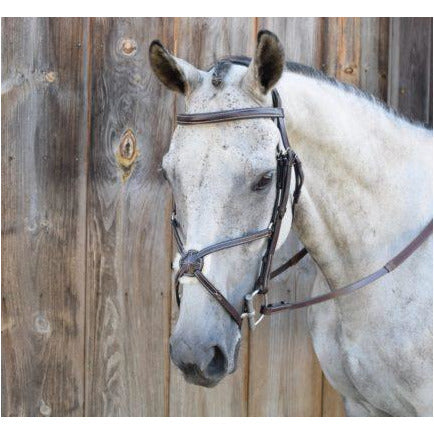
206, 346, 228, 377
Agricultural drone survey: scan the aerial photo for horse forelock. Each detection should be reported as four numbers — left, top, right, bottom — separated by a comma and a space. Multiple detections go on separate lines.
211, 61, 232, 88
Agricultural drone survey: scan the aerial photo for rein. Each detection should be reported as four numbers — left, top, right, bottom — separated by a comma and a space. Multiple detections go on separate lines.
170, 57, 433, 330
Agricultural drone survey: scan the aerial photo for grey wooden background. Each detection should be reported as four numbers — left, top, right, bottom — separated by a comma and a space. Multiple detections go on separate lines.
1, 17, 432, 417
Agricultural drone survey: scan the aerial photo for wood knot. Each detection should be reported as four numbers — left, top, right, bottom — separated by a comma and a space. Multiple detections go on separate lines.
33, 313, 51, 335
116, 129, 139, 181
39, 399, 52, 416
119, 38, 137, 56
44, 71, 57, 83
344, 66, 354, 74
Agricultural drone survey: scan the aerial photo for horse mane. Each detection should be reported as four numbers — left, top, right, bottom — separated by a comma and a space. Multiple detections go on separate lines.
286, 61, 431, 130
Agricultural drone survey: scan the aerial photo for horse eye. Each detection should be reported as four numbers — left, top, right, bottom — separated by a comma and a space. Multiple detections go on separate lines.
252, 171, 274, 191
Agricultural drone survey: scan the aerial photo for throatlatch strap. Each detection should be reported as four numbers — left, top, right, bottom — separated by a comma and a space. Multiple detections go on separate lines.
270, 248, 308, 279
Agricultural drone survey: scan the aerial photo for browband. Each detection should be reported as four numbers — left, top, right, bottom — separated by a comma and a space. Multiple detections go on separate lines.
177, 107, 284, 125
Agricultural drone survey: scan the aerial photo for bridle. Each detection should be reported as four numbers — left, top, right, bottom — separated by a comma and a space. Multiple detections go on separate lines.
170, 57, 433, 330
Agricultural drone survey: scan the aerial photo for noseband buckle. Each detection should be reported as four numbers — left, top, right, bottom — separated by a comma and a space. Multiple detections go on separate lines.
241, 289, 268, 330
179, 250, 204, 276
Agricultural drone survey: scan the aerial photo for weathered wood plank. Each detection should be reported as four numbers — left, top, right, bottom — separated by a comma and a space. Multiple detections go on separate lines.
85, 17, 174, 416
174, 17, 255, 69
322, 376, 346, 417
248, 18, 324, 417
1, 17, 88, 416
322, 17, 389, 99
248, 235, 323, 417
168, 17, 255, 417
321, 18, 362, 86
360, 18, 389, 101
259, 17, 322, 66
388, 18, 433, 125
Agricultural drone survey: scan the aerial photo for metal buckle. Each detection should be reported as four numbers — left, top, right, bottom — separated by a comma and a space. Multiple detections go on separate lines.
241, 289, 268, 330
276, 146, 288, 159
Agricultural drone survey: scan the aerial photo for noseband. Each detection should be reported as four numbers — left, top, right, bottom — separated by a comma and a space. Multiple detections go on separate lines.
170, 57, 433, 330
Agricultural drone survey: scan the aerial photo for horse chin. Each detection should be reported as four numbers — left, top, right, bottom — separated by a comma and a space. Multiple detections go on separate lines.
181, 361, 227, 387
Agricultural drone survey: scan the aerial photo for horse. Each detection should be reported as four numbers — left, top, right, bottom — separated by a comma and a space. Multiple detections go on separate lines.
149, 30, 433, 416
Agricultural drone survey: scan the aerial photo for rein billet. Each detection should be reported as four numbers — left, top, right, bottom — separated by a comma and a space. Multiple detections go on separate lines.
169, 57, 433, 330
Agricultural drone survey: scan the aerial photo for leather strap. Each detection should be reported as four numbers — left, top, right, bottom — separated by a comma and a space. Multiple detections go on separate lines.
256, 151, 292, 294
177, 107, 284, 125
171, 217, 272, 260
384, 220, 433, 271
270, 247, 308, 279
194, 270, 243, 328
261, 220, 433, 315
195, 228, 272, 258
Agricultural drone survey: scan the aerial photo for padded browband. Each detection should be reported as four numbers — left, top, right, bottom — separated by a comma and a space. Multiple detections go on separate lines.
177, 107, 284, 125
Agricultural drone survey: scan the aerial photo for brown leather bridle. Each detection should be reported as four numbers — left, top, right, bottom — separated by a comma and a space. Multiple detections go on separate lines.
170, 57, 433, 330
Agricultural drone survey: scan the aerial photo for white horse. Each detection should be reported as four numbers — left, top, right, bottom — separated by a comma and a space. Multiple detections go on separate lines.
149, 30, 433, 416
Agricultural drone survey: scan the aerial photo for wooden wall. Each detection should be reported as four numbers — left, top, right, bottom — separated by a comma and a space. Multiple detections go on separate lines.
2, 17, 432, 417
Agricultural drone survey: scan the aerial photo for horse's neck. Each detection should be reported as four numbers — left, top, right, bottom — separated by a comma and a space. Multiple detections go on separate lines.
279, 72, 432, 289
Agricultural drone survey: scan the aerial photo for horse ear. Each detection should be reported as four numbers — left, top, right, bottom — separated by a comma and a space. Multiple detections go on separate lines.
149, 40, 202, 94
243, 30, 285, 97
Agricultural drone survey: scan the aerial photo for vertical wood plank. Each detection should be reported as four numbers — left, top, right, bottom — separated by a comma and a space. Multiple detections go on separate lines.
249, 18, 324, 417
321, 18, 362, 86
248, 236, 323, 416
168, 17, 256, 417
360, 18, 389, 101
388, 18, 433, 125
174, 17, 256, 69
85, 18, 174, 416
322, 376, 346, 417
322, 16, 391, 100
1, 17, 88, 416
259, 17, 323, 67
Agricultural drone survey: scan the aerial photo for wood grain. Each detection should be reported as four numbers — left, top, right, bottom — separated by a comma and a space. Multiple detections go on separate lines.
321, 18, 362, 86
248, 233, 323, 416
259, 17, 323, 67
360, 18, 389, 101
322, 376, 346, 417
388, 18, 433, 125
1, 17, 88, 416
321, 17, 389, 98
85, 18, 174, 416
174, 17, 256, 69
168, 17, 256, 417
